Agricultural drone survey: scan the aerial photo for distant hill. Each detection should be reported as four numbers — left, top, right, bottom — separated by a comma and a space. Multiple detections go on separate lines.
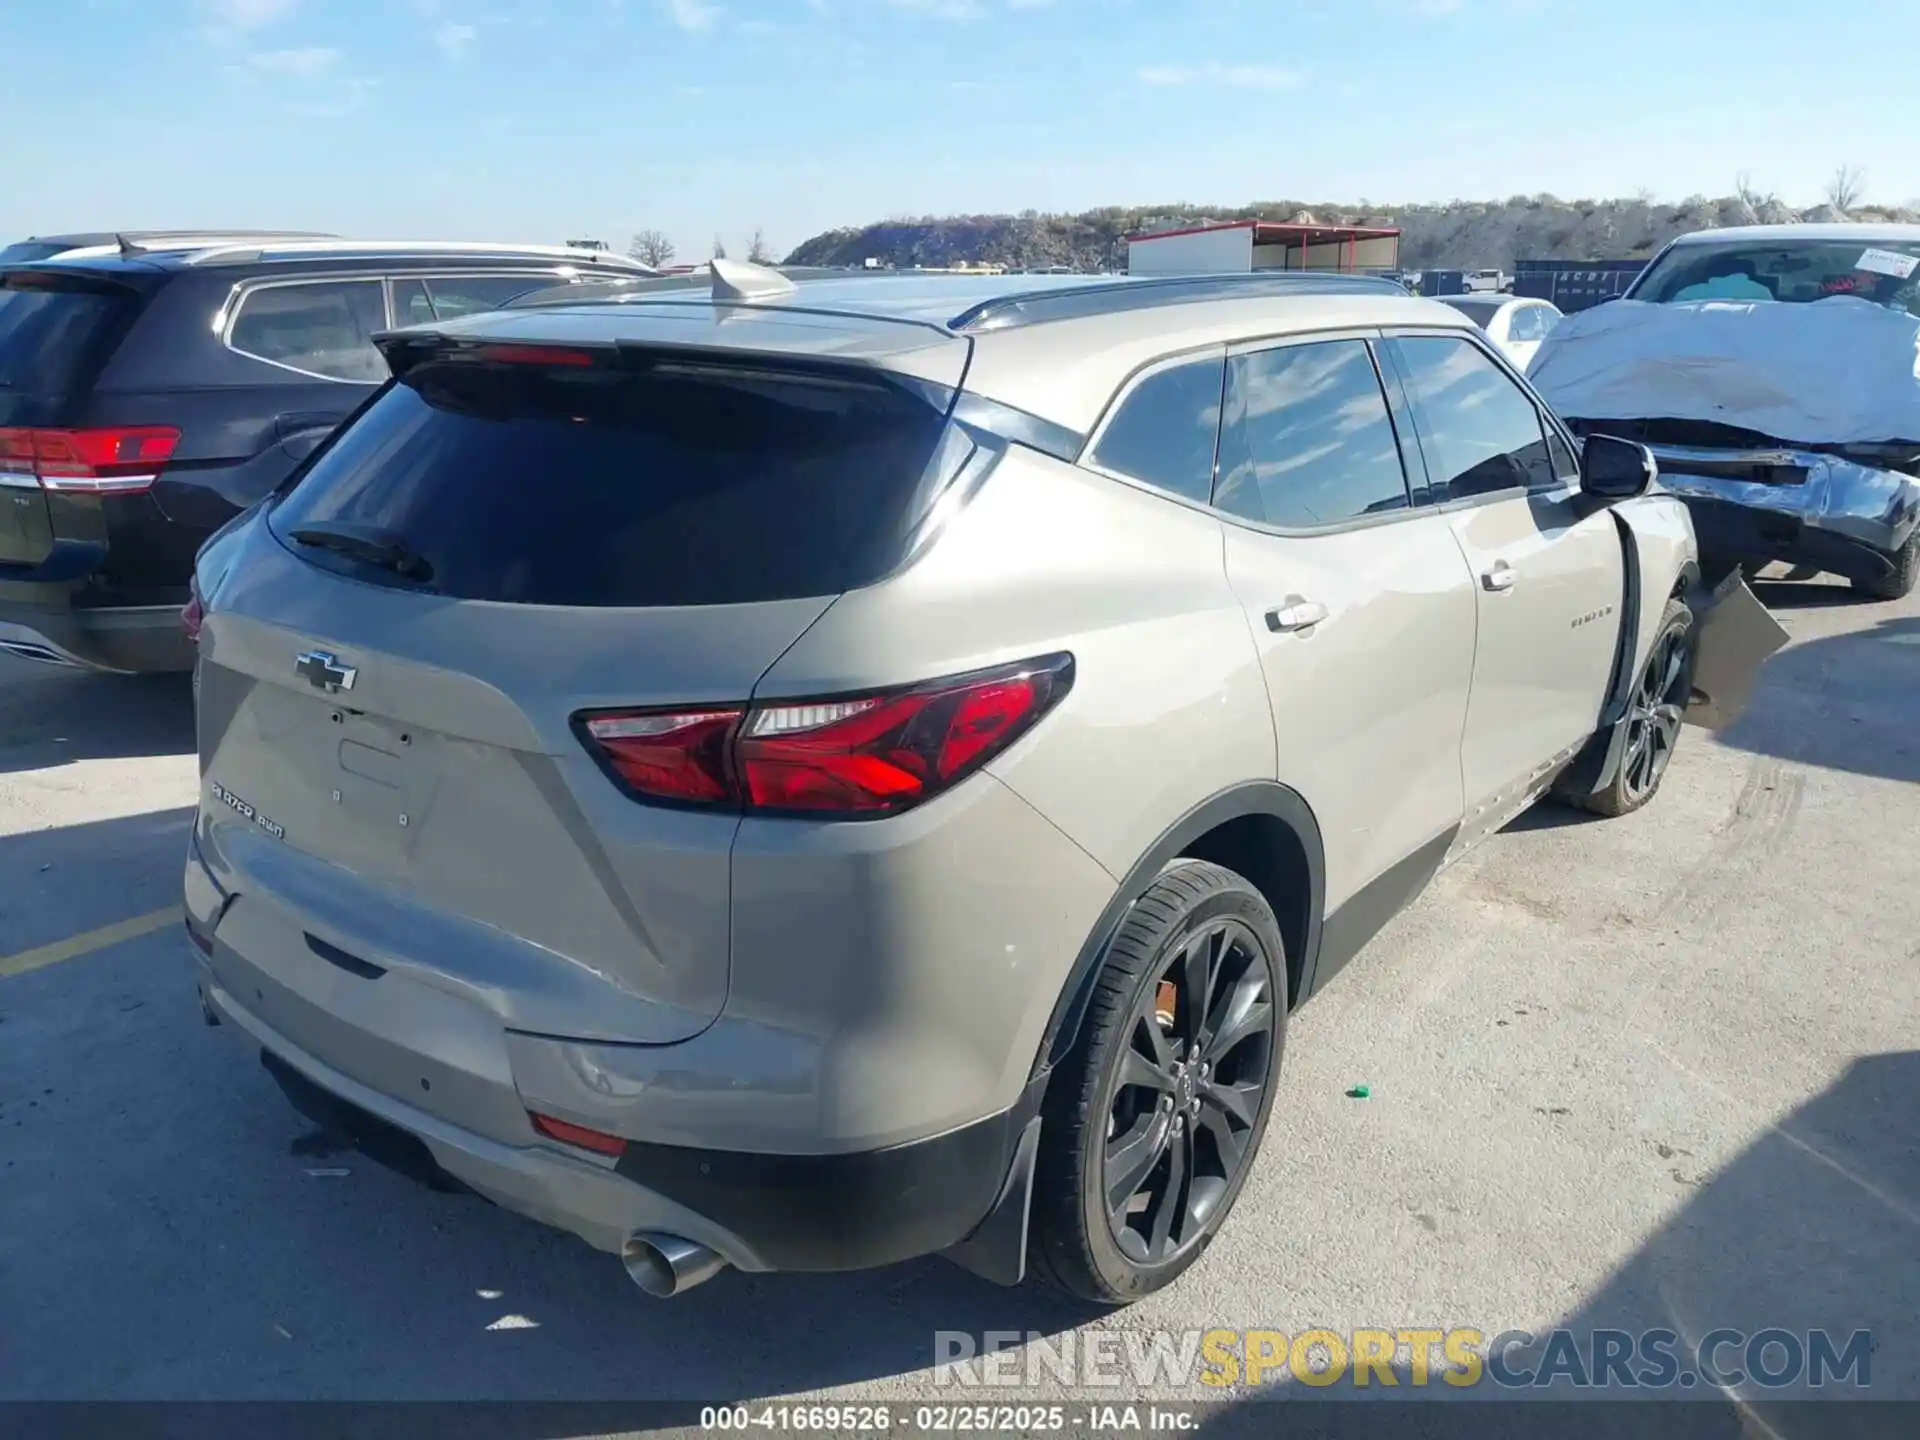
784, 195, 1920, 274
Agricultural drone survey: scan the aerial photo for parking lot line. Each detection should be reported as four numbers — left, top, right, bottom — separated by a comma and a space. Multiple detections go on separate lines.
0, 906, 183, 980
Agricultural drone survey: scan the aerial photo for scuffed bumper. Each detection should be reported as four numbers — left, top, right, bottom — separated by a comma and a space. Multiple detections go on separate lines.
1651, 445, 1920, 583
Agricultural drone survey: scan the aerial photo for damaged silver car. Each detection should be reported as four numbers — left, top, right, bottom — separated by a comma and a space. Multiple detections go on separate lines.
1529, 223, 1920, 600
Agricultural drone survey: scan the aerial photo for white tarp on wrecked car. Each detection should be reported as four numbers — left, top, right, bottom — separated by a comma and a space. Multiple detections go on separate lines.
1527, 296, 1920, 445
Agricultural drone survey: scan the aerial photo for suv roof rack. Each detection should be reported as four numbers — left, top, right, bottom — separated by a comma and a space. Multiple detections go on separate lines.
949, 271, 1411, 333
176, 240, 657, 270
952, 270, 1405, 332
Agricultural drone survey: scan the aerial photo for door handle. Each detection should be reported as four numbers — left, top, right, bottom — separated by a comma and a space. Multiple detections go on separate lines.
1482, 560, 1517, 592
1266, 598, 1328, 633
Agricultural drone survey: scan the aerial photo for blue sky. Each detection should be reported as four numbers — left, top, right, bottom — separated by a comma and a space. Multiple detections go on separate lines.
5, 0, 1913, 261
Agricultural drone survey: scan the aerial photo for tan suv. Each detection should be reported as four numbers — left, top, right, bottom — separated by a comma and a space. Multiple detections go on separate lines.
184, 264, 1782, 1305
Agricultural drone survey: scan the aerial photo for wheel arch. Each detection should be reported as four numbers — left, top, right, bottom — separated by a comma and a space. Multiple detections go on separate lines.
1030, 781, 1325, 1082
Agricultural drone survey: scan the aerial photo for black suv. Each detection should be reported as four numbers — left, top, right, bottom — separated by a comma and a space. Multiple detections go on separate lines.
0, 239, 653, 672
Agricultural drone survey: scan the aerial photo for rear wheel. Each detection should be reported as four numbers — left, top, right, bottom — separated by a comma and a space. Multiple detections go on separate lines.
1028, 860, 1285, 1304
1564, 598, 1692, 818
1852, 534, 1917, 601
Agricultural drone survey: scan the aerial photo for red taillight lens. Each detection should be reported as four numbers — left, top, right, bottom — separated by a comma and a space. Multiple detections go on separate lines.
0, 425, 180, 493
182, 573, 205, 643
575, 654, 1073, 818
529, 1112, 628, 1158
582, 707, 744, 804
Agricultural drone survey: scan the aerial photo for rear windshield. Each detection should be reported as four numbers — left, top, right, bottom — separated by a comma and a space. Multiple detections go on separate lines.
1633, 239, 1920, 315
0, 275, 135, 395
1440, 298, 1502, 327
268, 356, 954, 607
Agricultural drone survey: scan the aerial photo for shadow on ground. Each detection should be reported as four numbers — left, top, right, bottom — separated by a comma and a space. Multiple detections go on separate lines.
1194, 1052, 1919, 1438
1747, 578, 1876, 612
0, 665, 193, 774
0, 807, 193, 953
1713, 613, 1920, 784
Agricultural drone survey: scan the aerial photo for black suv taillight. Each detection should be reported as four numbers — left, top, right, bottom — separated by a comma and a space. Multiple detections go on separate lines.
576, 654, 1074, 818
0, 425, 180, 494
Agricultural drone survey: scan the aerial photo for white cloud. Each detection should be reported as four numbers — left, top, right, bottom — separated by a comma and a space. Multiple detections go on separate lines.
1139, 63, 1306, 90
435, 21, 477, 56
200, 0, 299, 31
246, 45, 340, 75
664, 0, 722, 30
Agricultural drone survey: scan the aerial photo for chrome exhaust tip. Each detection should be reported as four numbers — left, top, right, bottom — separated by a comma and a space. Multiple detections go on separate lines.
622, 1231, 728, 1298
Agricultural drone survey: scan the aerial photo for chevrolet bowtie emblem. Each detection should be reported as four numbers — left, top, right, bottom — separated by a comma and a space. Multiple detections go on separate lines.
294, 649, 357, 694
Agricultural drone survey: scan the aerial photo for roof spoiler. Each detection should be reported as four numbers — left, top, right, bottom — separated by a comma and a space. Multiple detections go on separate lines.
710, 258, 796, 303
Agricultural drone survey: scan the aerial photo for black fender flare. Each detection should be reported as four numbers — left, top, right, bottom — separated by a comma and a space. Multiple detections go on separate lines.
1028, 780, 1325, 1082
1560, 511, 1699, 798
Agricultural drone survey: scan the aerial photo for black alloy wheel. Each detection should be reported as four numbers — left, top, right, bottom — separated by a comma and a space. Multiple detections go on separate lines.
1029, 859, 1287, 1303
1565, 597, 1693, 818
1102, 916, 1276, 1265
1619, 613, 1690, 805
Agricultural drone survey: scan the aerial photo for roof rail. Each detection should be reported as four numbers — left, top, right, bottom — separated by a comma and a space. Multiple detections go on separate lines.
176, 240, 656, 270
949, 271, 1410, 333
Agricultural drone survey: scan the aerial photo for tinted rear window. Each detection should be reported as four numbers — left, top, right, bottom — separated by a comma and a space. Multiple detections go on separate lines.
0, 276, 134, 395
269, 357, 953, 606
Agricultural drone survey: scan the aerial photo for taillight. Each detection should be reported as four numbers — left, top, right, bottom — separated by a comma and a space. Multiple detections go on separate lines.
582, 706, 744, 804
576, 654, 1073, 818
0, 425, 180, 494
182, 572, 205, 643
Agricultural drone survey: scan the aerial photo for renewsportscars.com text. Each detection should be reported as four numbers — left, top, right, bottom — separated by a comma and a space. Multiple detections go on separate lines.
933, 1327, 1873, 1391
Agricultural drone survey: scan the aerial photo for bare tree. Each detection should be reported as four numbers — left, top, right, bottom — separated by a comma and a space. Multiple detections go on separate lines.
628, 229, 676, 267
712, 233, 729, 260
747, 226, 773, 264
1826, 164, 1866, 212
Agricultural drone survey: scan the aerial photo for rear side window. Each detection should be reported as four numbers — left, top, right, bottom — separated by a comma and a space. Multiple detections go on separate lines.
1213, 339, 1411, 528
228, 280, 388, 382
1388, 335, 1556, 498
392, 275, 549, 327
1087, 355, 1224, 504
425, 275, 549, 318
269, 357, 952, 606
0, 275, 136, 396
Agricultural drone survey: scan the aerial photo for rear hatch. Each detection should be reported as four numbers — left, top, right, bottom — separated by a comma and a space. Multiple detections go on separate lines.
0, 268, 148, 566
198, 330, 968, 1044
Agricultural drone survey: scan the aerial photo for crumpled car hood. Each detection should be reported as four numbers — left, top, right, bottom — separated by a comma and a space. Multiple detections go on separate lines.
1528, 296, 1920, 448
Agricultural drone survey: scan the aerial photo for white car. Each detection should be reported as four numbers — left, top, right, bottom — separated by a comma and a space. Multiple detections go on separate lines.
1439, 294, 1563, 372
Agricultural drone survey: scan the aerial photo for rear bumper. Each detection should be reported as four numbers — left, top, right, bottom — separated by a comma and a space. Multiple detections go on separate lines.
198, 954, 1026, 1274
0, 599, 193, 672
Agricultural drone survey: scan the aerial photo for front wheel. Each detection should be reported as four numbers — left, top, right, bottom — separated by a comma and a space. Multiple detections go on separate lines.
1564, 597, 1692, 818
1028, 860, 1286, 1304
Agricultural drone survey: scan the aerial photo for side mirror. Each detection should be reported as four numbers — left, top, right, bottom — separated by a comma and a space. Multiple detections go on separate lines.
1581, 433, 1657, 499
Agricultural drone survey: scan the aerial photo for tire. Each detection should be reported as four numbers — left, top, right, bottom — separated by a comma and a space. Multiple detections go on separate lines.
1028, 860, 1286, 1304
1565, 598, 1692, 819
1852, 534, 1917, 601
